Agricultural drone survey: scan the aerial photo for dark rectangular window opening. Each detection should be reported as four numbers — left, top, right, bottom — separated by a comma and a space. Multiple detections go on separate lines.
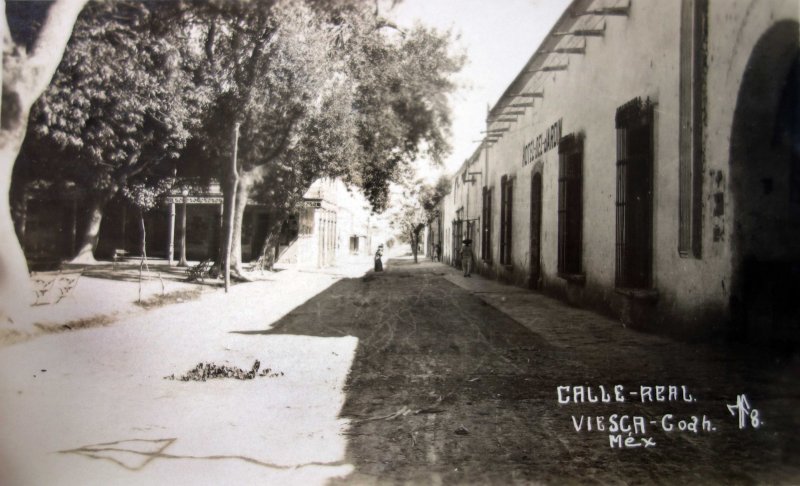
481, 186, 493, 263
558, 133, 584, 276
500, 175, 514, 266
615, 97, 655, 289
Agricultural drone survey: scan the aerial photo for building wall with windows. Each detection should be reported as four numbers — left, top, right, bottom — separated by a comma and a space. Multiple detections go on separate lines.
438, 0, 799, 341
278, 178, 376, 268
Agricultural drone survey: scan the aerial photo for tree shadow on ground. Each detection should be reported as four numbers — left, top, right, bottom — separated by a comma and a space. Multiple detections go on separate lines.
45, 261, 284, 286
59, 437, 346, 472
232, 260, 800, 484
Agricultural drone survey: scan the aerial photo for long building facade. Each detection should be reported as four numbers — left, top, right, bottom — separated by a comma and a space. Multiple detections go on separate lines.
437, 0, 799, 343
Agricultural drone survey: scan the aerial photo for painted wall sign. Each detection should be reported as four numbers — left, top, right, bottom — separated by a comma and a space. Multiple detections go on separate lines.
164, 196, 223, 204
523, 118, 563, 167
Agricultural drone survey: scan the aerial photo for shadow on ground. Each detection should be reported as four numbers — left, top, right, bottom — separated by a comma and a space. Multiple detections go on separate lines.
232, 258, 800, 484
46, 260, 283, 286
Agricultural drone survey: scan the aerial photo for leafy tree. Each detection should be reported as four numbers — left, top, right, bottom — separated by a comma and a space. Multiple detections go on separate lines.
194, 1, 353, 276
420, 174, 451, 216
390, 174, 450, 263
122, 173, 173, 300
1, 0, 88, 328
21, 1, 209, 263
188, 0, 463, 275
348, 24, 461, 211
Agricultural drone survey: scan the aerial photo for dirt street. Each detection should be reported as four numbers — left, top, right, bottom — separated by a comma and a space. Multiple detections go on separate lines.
0, 257, 798, 485
260, 258, 799, 484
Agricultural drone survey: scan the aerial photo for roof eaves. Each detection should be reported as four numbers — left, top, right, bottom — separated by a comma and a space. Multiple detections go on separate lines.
487, 0, 592, 122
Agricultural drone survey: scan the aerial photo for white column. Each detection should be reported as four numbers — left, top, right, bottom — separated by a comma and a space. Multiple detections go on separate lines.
167, 202, 176, 266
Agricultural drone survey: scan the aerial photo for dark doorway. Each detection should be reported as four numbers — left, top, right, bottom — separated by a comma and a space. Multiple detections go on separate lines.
529, 171, 543, 289
729, 21, 800, 346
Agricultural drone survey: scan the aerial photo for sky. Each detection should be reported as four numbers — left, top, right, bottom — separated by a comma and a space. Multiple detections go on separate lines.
387, 0, 572, 179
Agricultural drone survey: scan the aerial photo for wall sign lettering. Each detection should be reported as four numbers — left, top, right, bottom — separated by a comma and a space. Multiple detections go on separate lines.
523, 118, 562, 167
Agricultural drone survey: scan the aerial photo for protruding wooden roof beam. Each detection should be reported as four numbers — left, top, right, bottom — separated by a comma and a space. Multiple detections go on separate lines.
572, 2, 630, 17
535, 46, 586, 55
509, 102, 534, 108
553, 21, 605, 37
481, 128, 509, 133
495, 117, 518, 122
512, 92, 544, 99
524, 64, 568, 73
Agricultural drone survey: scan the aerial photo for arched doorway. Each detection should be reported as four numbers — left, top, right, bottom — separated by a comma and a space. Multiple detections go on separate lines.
529, 171, 543, 289
729, 20, 800, 345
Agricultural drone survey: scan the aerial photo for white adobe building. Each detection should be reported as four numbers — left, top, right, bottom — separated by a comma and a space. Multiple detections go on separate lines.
438, 0, 799, 343
278, 178, 376, 268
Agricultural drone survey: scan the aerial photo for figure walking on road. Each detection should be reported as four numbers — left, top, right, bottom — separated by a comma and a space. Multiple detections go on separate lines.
374, 244, 384, 272
460, 239, 474, 277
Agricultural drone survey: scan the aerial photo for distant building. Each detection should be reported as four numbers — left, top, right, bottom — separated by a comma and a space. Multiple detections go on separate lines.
438, 0, 799, 344
19, 177, 377, 270
276, 178, 375, 268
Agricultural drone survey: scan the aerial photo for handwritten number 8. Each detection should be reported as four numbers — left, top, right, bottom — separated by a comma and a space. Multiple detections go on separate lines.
750, 409, 761, 429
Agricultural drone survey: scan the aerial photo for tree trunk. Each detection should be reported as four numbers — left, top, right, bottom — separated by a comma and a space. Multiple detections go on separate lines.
138, 208, 146, 301
411, 232, 418, 263
221, 123, 240, 292
0, 0, 89, 328
0, 142, 33, 328
230, 172, 252, 275
70, 196, 108, 264
259, 229, 280, 271
10, 178, 26, 243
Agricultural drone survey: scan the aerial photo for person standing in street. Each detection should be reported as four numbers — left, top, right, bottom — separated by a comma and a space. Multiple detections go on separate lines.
460, 239, 474, 277
374, 244, 384, 272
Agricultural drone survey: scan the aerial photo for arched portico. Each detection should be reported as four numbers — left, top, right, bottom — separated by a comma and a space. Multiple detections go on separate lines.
729, 20, 800, 345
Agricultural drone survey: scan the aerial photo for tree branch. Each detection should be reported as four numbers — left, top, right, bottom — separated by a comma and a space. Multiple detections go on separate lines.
374, 18, 406, 36
23, 0, 89, 107
260, 111, 301, 164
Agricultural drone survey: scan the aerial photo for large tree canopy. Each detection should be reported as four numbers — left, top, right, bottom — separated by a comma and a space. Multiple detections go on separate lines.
182, 0, 463, 272
7, 0, 463, 283
18, 1, 210, 262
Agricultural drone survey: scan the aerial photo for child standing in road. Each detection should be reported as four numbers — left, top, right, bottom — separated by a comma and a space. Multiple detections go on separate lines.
460, 239, 474, 277
374, 245, 384, 272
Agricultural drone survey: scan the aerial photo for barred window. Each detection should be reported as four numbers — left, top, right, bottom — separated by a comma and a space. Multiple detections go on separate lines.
558, 133, 584, 275
616, 97, 655, 289
500, 175, 513, 265
481, 186, 492, 262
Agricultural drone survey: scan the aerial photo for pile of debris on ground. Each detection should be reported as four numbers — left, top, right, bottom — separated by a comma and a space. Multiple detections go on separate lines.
164, 360, 284, 381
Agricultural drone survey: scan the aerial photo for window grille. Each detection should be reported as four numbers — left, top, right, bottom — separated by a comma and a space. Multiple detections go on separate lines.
558, 133, 584, 275
615, 97, 655, 289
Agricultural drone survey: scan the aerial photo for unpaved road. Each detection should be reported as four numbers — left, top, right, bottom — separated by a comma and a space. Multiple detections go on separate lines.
261, 258, 800, 484
1, 257, 798, 485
